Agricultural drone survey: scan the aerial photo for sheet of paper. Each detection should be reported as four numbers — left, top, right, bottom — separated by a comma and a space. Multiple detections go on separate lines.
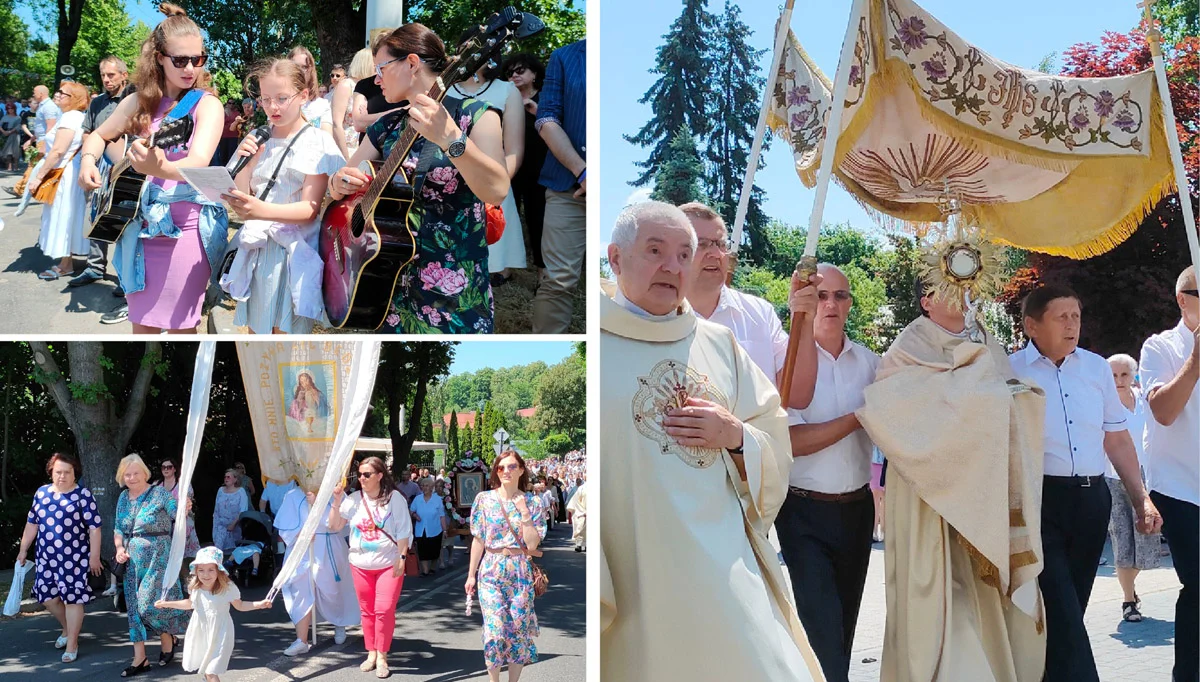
177, 166, 238, 204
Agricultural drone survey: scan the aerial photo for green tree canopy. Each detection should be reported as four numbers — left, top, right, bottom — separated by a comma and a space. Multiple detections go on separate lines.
650, 126, 707, 206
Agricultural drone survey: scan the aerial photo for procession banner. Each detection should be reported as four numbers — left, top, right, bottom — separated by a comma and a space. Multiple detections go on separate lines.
161, 341, 217, 599
257, 341, 382, 600
235, 341, 367, 492
769, 0, 1175, 259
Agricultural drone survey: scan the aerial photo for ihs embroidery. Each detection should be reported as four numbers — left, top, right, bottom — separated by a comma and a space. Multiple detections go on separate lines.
631, 359, 730, 469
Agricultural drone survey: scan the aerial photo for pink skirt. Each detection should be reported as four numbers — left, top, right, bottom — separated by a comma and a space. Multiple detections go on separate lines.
870, 463, 884, 491
126, 203, 209, 330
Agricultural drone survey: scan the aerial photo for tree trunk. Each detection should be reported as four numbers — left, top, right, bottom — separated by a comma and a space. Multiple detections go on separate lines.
398, 372, 430, 470
54, 0, 86, 90
30, 341, 160, 562
304, 0, 365, 65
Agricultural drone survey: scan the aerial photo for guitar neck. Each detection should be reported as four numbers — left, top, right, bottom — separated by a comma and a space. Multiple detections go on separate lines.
362, 79, 454, 208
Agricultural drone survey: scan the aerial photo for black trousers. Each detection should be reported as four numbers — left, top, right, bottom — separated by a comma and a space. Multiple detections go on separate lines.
1151, 490, 1199, 682
774, 489, 874, 682
1040, 477, 1111, 682
513, 176, 546, 269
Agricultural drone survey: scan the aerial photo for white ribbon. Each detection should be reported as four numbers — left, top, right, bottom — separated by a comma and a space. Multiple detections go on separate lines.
161, 341, 217, 600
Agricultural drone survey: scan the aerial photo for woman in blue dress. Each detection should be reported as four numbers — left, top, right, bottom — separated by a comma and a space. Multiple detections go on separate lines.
114, 453, 190, 677
15, 452, 102, 664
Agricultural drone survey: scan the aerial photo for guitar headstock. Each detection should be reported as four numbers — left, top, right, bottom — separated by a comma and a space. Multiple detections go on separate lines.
151, 116, 194, 150
439, 8, 547, 92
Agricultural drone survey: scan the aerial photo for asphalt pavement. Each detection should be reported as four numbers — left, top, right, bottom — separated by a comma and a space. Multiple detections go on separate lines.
0, 524, 585, 682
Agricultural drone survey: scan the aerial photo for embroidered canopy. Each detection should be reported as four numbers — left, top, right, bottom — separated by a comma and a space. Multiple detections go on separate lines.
767, 0, 1175, 258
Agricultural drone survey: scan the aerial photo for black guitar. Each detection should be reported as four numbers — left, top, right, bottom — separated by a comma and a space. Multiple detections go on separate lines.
318, 7, 545, 329
87, 116, 194, 244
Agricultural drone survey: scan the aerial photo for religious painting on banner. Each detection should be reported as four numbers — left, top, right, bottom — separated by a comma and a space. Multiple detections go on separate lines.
236, 342, 358, 492
766, 0, 1177, 259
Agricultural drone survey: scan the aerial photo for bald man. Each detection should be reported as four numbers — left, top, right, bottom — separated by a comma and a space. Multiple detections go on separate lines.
1140, 265, 1200, 681
774, 263, 879, 682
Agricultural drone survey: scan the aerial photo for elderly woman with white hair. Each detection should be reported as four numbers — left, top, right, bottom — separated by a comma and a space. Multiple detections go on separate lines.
1104, 353, 1161, 623
114, 453, 190, 676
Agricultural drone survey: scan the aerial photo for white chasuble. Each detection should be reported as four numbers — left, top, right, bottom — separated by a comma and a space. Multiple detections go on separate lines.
599, 292, 824, 682
856, 317, 1046, 682
274, 487, 361, 627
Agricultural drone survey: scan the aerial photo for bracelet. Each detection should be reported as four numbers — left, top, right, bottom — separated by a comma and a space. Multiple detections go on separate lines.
81, 152, 98, 164
575, 167, 586, 183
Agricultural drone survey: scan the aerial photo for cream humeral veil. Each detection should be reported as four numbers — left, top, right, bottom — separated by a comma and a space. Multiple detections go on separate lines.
856, 316, 1047, 681
599, 287, 824, 681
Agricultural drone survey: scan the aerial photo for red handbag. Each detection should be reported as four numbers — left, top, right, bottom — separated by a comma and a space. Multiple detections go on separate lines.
485, 203, 506, 245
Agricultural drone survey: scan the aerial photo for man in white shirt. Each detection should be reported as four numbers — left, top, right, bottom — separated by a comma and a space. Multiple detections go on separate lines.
1011, 284, 1163, 682
770, 263, 879, 682
1140, 265, 1199, 682
680, 202, 820, 409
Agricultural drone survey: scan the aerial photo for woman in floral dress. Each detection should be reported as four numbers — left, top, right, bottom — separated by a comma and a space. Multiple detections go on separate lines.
466, 451, 547, 681
113, 454, 189, 676
328, 23, 510, 334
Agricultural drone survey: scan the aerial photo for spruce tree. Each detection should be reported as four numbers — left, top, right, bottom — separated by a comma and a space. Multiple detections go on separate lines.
447, 410, 459, 461
706, 0, 772, 263
651, 127, 708, 206
625, 0, 717, 187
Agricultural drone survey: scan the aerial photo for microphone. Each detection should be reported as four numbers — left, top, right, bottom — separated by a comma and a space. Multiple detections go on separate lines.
226, 126, 271, 178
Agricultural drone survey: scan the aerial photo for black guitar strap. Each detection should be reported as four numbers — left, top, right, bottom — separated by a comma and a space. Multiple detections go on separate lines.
256, 124, 313, 201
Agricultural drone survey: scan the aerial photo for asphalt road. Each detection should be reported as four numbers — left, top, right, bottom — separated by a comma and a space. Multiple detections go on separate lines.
0, 525, 585, 682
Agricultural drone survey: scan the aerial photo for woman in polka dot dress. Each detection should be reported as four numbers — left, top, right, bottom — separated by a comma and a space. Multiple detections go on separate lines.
15, 452, 103, 664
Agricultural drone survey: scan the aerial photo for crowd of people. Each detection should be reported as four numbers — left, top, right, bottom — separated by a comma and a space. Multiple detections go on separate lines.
14, 446, 584, 681
5, 2, 587, 334
600, 199, 1197, 682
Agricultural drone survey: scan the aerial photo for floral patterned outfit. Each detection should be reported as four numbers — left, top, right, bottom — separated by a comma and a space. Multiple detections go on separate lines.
470, 490, 548, 669
115, 485, 188, 642
365, 98, 496, 334
163, 481, 201, 557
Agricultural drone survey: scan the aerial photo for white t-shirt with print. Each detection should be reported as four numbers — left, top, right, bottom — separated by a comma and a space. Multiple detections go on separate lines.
339, 490, 413, 570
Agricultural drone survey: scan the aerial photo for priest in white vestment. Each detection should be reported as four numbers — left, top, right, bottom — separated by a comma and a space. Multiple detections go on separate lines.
565, 480, 587, 551
600, 200, 824, 682
856, 276, 1047, 682
274, 485, 361, 655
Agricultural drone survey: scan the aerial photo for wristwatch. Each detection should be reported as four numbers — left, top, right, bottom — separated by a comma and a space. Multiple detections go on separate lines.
445, 129, 468, 158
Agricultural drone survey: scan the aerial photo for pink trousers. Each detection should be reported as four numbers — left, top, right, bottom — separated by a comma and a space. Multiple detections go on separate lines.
350, 565, 405, 652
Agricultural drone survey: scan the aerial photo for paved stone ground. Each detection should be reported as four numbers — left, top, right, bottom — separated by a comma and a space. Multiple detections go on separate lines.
786, 538, 1182, 682
0, 526, 585, 682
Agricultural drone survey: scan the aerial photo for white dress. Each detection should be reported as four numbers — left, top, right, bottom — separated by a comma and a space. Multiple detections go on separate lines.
301, 97, 332, 129
182, 583, 240, 675
212, 487, 249, 550
273, 487, 361, 627
451, 80, 526, 273
38, 109, 87, 259
227, 126, 345, 333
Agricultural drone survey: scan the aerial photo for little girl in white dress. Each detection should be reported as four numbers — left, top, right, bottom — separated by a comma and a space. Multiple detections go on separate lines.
155, 547, 270, 681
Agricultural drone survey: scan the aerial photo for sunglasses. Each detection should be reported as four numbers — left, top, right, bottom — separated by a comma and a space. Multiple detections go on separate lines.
818, 290, 852, 301
163, 53, 208, 68
161, 464, 175, 470
357, 470, 379, 478
1182, 289, 1199, 297
498, 463, 521, 472
507, 66, 529, 76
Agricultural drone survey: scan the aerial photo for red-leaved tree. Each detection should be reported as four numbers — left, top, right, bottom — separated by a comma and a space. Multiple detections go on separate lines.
998, 28, 1199, 358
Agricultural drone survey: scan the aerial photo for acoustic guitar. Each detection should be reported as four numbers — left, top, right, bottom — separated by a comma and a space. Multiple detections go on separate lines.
87, 115, 194, 244
319, 7, 545, 330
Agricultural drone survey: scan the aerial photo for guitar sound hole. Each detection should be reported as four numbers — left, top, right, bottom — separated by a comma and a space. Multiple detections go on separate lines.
351, 208, 367, 240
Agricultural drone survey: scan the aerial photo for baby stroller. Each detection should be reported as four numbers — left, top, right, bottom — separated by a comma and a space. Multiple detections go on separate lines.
224, 510, 276, 586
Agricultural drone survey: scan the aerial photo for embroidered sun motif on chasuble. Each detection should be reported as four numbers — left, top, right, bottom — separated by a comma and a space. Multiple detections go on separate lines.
631, 359, 730, 469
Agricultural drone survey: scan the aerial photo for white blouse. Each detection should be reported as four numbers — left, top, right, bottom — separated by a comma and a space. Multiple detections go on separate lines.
45, 109, 85, 169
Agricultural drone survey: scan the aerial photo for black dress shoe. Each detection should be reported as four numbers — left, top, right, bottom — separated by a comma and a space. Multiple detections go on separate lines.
112, 285, 125, 298
67, 270, 103, 288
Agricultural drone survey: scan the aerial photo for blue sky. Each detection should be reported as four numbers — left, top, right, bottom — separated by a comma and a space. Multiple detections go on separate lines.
447, 341, 576, 377
599, 0, 1146, 246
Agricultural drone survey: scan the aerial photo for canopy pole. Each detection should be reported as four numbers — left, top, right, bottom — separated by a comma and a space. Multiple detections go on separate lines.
1140, 0, 1199, 272
780, 0, 867, 402
728, 0, 796, 284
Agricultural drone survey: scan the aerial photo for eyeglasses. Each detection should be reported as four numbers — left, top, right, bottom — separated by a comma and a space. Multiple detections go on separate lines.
1182, 289, 1199, 297
330, 73, 344, 80
161, 464, 175, 470
258, 92, 300, 109
507, 66, 529, 77
53, 90, 66, 97
357, 470, 379, 478
499, 463, 521, 472
162, 53, 208, 68
375, 54, 429, 82
697, 238, 733, 254
818, 290, 852, 302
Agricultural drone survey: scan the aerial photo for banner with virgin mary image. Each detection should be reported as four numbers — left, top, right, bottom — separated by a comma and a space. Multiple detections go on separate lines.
236, 341, 372, 492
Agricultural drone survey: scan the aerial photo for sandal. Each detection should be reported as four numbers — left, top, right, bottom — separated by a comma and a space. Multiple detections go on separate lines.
62, 651, 78, 663
54, 635, 68, 649
38, 265, 70, 281
1122, 601, 1143, 622
121, 659, 151, 677
159, 636, 178, 666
